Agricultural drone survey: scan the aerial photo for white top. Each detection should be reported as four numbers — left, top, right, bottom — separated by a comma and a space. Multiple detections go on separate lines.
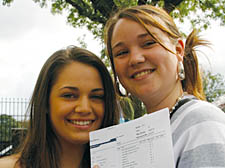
171, 96, 225, 167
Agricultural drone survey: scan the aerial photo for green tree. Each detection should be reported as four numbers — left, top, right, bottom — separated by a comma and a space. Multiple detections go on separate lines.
3, 0, 225, 39
213, 95, 225, 112
129, 95, 147, 119
203, 71, 225, 102
3, 0, 225, 119
0, 114, 21, 142
3, 0, 225, 64
120, 95, 147, 120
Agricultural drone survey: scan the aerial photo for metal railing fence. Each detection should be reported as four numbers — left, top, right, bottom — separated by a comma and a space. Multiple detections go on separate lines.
0, 97, 29, 157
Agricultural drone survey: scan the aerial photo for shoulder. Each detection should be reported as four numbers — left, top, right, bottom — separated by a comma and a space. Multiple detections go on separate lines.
172, 98, 225, 149
187, 99, 225, 123
172, 99, 225, 126
0, 154, 20, 168
172, 100, 225, 167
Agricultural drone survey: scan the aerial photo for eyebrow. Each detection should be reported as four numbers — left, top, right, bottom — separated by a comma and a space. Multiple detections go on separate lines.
112, 42, 123, 50
92, 88, 104, 93
59, 86, 104, 92
138, 33, 150, 38
59, 86, 79, 91
112, 33, 152, 50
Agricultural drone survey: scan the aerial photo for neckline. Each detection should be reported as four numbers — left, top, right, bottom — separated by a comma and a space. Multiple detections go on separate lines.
169, 92, 187, 114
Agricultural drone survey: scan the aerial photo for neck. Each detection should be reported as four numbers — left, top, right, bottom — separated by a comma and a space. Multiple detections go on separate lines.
145, 83, 183, 114
169, 92, 187, 113
60, 141, 86, 168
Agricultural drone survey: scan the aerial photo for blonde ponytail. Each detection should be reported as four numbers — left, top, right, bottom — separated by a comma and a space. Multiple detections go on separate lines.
183, 30, 210, 100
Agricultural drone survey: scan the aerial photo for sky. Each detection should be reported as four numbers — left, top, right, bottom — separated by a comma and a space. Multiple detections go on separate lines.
1, 0, 225, 99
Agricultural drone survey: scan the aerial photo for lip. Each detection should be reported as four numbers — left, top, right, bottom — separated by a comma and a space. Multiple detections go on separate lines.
67, 119, 95, 129
130, 68, 156, 79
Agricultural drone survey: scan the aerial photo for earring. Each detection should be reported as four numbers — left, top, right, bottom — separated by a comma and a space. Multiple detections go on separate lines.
116, 76, 129, 97
178, 61, 185, 80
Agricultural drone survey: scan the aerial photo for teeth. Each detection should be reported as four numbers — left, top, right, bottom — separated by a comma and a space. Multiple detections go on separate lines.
69, 120, 92, 126
134, 70, 151, 78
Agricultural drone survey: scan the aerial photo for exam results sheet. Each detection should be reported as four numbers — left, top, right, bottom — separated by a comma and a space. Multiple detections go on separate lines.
90, 108, 175, 168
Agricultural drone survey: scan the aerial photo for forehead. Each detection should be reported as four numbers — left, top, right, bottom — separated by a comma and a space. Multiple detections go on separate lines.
111, 18, 168, 45
54, 61, 103, 88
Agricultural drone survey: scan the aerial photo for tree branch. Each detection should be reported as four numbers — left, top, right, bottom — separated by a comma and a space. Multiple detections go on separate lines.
138, 0, 147, 5
65, 0, 106, 24
164, 0, 184, 13
151, 0, 160, 6
90, 0, 117, 19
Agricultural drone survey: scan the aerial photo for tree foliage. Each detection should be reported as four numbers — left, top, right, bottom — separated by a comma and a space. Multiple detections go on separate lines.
203, 71, 225, 102
0, 114, 21, 142
3, 0, 225, 39
3, 0, 225, 119
3, 0, 225, 69
120, 95, 147, 120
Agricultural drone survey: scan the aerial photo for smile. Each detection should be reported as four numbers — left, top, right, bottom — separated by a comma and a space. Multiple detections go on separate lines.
132, 69, 156, 79
68, 120, 93, 126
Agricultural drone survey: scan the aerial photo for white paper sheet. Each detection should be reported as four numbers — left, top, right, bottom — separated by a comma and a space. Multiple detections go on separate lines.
90, 108, 175, 168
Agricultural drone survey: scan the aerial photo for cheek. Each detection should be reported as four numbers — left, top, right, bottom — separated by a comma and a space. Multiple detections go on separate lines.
49, 111, 60, 135
95, 104, 105, 126
98, 104, 105, 119
166, 54, 178, 73
49, 100, 61, 117
155, 50, 178, 72
49, 100, 72, 124
114, 59, 127, 74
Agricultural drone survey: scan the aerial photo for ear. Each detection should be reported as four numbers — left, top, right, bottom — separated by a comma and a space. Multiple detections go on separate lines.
176, 39, 184, 61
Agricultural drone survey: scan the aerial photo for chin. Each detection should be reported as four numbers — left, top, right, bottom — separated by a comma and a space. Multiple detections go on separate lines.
135, 89, 152, 97
69, 134, 90, 145
71, 139, 89, 145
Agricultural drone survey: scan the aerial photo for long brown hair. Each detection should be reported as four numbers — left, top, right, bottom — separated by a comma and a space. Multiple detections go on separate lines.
15, 46, 119, 168
104, 5, 209, 100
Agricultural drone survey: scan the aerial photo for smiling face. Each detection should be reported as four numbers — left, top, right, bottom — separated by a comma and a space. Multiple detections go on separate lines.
49, 61, 104, 145
111, 18, 183, 109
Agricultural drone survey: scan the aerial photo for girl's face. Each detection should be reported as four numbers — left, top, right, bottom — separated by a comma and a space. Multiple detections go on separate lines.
111, 18, 183, 106
49, 61, 105, 145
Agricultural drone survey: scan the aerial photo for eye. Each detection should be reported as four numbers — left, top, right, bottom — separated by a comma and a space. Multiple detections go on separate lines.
90, 94, 105, 101
114, 50, 129, 57
142, 40, 156, 48
91, 95, 104, 99
61, 93, 78, 99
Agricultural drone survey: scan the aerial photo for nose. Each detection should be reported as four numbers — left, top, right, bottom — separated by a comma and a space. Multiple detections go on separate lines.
75, 96, 92, 115
128, 48, 145, 67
